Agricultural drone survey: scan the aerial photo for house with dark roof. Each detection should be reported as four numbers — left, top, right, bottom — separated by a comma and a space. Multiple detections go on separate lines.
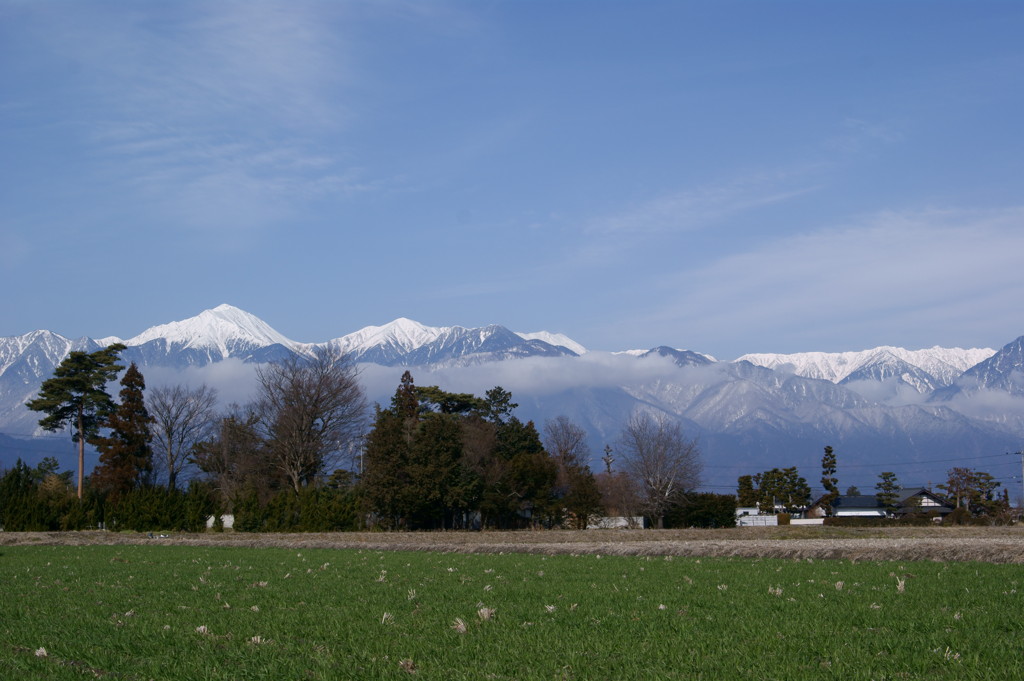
807, 487, 954, 518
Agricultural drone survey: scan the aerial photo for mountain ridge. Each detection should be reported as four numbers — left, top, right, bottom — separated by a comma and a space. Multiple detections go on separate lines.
736, 345, 995, 387
2, 305, 1022, 490
3, 304, 995, 378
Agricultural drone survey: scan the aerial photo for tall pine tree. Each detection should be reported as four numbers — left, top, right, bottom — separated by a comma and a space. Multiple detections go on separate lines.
820, 445, 839, 515
27, 343, 125, 498
875, 471, 901, 515
92, 363, 154, 502
391, 370, 420, 420
361, 406, 413, 528
736, 475, 759, 507
362, 372, 419, 528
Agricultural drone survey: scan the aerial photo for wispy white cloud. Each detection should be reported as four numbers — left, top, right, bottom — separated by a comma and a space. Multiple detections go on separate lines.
570, 114, 902, 271
72, 3, 353, 131
584, 167, 820, 236
635, 206, 1024, 355
546, 163, 826, 285
823, 118, 903, 154
28, 2, 373, 235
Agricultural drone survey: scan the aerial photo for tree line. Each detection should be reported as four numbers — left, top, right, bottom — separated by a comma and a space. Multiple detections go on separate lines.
2, 346, 723, 532
359, 371, 607, 529
6, 343, 1013, 533
1, 344, 369, 531
735, 445, 1013, 522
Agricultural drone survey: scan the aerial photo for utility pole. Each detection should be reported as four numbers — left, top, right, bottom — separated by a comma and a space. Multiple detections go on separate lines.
1013, 450, 1024, 509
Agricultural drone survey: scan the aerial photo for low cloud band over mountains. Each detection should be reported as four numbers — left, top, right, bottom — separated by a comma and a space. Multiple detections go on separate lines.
3, 305, 1023, 494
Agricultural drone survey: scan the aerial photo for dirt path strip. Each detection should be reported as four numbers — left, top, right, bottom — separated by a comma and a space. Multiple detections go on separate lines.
3, 527, 1024, 563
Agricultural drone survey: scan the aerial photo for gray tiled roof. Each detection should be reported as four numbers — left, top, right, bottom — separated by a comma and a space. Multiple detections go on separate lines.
828, 487, 951, 510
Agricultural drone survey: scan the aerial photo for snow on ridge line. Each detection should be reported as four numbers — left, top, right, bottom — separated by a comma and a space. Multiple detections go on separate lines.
123, 304, 298, 355
329, 319, 589, 356
95, 336, 124, 346
736, 345, 997, 383
327, 317, 448, 354
0, 330, 69, 375
12, 304, 997, 378
516, 331, 587, 355
38, 305, 590, 362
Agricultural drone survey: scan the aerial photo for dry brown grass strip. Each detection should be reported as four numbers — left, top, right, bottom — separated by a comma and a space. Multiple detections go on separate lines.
3, 526, 1024, 563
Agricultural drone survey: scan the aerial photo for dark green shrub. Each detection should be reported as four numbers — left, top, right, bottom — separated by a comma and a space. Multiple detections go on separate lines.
232, 490, 267, 532
664, 493, 737, 528
182, 481, 215, 532
264, 491, 301, 532
0, 461, 47, 531
262, 487, 361, 532
107, 487, 186, 531
943, 506, 971, 526
302, 487, 360, 531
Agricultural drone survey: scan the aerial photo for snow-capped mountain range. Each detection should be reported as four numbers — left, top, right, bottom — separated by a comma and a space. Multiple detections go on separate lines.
99, 304, 582, 368
0, 305, 582, 434
3, 304, 1023, 490
737, 347, 995, 389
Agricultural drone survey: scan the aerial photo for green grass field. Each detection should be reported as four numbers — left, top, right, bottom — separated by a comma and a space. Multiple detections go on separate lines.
1, 544, 1021, 680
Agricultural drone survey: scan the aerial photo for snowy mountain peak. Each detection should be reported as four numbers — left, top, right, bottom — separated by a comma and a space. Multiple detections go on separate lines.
124, 304, 297, 356
322, 318, 581, 366
516, 331, 587, 355
331, 318, 448, 355
0, 329, 76, 375
942, 335, 1024, 397
642, 346, 716, 367
1, 328, 66, 349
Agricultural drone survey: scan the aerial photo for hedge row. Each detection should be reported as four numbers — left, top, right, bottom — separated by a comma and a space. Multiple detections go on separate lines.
823, 516, 936, 527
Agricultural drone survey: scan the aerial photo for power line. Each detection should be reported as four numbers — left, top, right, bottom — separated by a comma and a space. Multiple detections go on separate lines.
837, 453, 1015, 469
704, 452, 1015, 471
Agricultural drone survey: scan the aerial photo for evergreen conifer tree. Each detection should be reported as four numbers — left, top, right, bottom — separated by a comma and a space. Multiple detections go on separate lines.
753, 467, 811, 514
875, 471, 901, 516
391, 370, 420, 419
27, 343, 125, 498
92, 363, 154, 503
485, 418, 556, 527
407, 413, 467, 528
736, 475, 759, 507
373, 409, 415, 525
820, 445, 839, 514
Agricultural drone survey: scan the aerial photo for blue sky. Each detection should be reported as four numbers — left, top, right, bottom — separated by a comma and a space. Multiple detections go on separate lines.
2, 1, 1023, 359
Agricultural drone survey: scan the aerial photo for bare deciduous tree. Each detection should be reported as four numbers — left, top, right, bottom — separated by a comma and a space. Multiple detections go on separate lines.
543, 415, 590, 486
192, 404, 275, 508
543, 415, 603, 528
594, 471, 642, 527
618, 412, 702, 528
256, 348, 368, 492
148, 383, 218, 491
544, 416, 588, 465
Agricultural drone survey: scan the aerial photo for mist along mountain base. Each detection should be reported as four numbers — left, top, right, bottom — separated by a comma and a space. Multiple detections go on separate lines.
2, 304, 1023, 490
